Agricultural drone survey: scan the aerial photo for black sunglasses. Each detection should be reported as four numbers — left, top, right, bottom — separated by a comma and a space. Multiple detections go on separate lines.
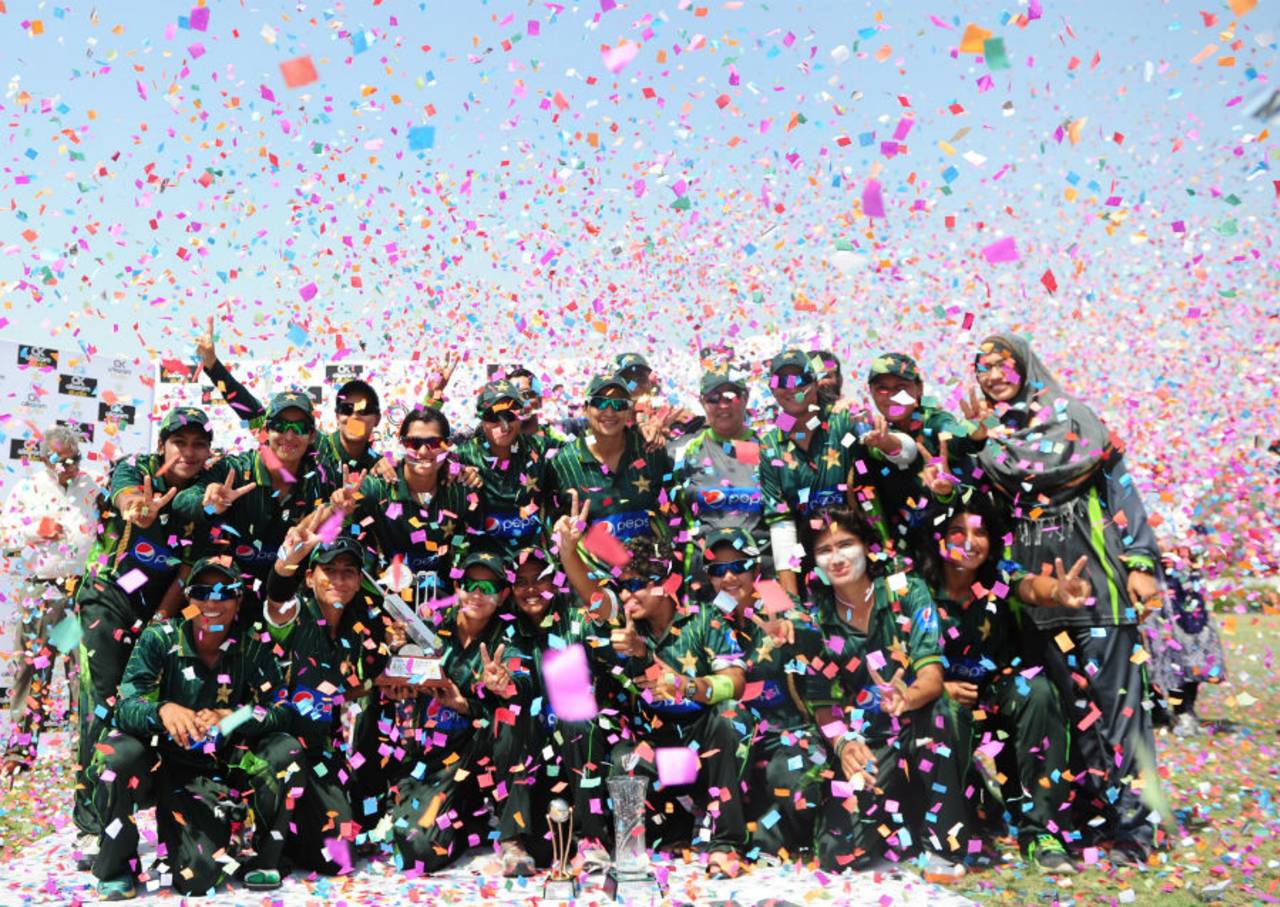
706, 559, 756, 578
619, 575, 664, 593
186, 583, 243, 602
702, 392, 740, 406
402, 436, 447, 451
337, 401, 380, 417
481, 409, 521, 425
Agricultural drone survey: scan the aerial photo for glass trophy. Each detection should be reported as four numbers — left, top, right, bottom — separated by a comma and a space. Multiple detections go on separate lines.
604, 775, 659, 902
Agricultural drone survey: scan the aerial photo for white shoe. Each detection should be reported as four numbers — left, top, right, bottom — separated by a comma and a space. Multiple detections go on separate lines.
75, 832, 99, 871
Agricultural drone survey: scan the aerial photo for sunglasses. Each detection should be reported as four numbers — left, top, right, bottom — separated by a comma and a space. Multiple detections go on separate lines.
702, 392, 740, 406
589, 397, 632, 413
337, 402, 380, 417
481, 409, 521, 425
268, 418, 314, 435
706, 558, 756, 578
402, 436, 447, 452
619, 575, 664, 593
773, 372, 813, 390
186, 583, 243, 602
461, 579, 502, 596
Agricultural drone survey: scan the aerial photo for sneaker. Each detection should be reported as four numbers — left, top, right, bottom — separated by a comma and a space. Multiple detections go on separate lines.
920, 851, 967, 884
74, 832, 99, 872
1172, 712, 1199, 738
1028, 836, 1078, 875
96, 875, 136, 901
500, 839, 536, 877
242, 868, 282, 890
575, 838, 612, 873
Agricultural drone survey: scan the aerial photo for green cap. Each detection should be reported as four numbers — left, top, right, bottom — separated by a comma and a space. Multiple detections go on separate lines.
868, 352, 922, 385
309, 536, 367, 567
159, 406, 212, 441
266, 390, 316, 420
769, 349, 816, 379
477, 379, 525, 414
585, 373, 630, 400
458, 549, 510, 581
699, 367, 748, 397
185, 556, 242, 591
614, 352, 651, 373
702, 527, 761, 559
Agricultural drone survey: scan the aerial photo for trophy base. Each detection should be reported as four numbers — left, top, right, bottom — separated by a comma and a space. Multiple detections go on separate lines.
542, 876, 580, 901
604, 867, 660, 903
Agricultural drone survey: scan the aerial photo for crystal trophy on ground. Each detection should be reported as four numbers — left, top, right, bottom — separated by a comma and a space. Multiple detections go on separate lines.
604, 774, 659, 902
542, 798, 579, 901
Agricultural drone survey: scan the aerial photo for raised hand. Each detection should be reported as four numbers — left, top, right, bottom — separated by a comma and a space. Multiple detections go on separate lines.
479, 642, 514, 696
862, 412, 901, 455
958, 388, 993, 442
425, 351, 460, 404
458, 465, 483, 489
195, 315, 217, 370
750, 612, 796, 649
869, 666, 910, 717
121, 473, 178, 529
277, 519, 324, 572
1052, 556, 1092, 608
636, 656, 682, 702
551, 489, 591, 551
201, 468, 257, 515
918, 437, 956, 498
610, 610, 647, 659
331, 465, 366, 515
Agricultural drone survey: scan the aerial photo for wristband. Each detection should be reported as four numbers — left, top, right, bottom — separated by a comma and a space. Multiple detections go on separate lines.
706, 674, 736, 704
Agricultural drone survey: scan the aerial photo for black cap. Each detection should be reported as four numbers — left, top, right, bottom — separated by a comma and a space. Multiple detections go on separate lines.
585, 373, 630, 400
159, 406, 212, 442
700, 368, 748, 397
185, 556, 242, 590
308, 536, 367, 567
769, 349, 816, 378
702, 526, 761, 559
267, 391, 316, 420
459, 549, 510, 581
614, 352, 651, 373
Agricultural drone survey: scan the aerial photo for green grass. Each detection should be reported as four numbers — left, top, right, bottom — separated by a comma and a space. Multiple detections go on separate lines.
2, 616, 1277, 906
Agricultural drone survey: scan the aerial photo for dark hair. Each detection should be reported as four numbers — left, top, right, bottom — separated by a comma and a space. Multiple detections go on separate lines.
809, 349, 843, 400
912, 489, 1009, 594
336, 379, 381, 415
623, 534, 674, 576
507, 366, 536, 383
398, 405, 450, 441
806, 506, 888, 580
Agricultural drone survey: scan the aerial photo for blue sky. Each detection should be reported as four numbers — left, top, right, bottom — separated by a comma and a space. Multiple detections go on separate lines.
0, 0, 1275, 374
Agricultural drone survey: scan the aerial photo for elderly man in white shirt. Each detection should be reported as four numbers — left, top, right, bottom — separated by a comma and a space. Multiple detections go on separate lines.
0, 425, 100, 776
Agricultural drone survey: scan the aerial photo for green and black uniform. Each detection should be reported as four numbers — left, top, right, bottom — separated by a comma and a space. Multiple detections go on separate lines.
795, 577, 970, 869
876, 404, 985, 547
172, 450, 340, 602
931, 579, 1071, 852
203, 358, 381, 477
758, 408, 896, 549
549, 428, 674, 543
90, 619, 301, 894
587, 595, 747, 853
389, 611, 522, 872
493, 598, 613, 859
74, 454, 209, 837
726, 603, 822, 857
456, 435, 559, 548
350, 466, 480, 596
262, 577, 391, 872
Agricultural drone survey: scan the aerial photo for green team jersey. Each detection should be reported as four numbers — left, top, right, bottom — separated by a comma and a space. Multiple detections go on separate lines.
930, 575, 1024, 686
264, 591, 391, 751
171, 450, 340, 585
584, 596, 745, 725
493, 598, 589, 720
456, 435, 559, 547
350, 467, 480, 589
402, 612, 503, 772
113, 618, 292, 770
758, 408, 870, 526
727, 606, 811, 735
795, 576, 943, 742
548, 429, 675, 541
203, 359, 383, 478
80, 454, 208, 615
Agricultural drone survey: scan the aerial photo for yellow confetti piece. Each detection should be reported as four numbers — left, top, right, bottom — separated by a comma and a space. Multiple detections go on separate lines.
1054, 631, 1075, 652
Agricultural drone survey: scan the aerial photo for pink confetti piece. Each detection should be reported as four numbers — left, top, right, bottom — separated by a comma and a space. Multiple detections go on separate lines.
981, 236, 1020, 263
583, 521, 632, 567
117, 568, 148, 594
655, 746, 699, 786
862, 178, 886, 218
542, 644, 599, 721
602, 40, 640, 74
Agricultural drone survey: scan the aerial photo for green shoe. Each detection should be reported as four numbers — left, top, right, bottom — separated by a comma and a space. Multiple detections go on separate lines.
96, 876, 137, 901
1027, 836, 1079, 875
242, 868, 281, 890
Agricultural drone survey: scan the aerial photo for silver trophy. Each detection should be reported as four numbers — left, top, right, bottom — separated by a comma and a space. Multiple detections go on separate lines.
369, 569, 445, 681
542, 798, 579, 901
604, 774, 659, 902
